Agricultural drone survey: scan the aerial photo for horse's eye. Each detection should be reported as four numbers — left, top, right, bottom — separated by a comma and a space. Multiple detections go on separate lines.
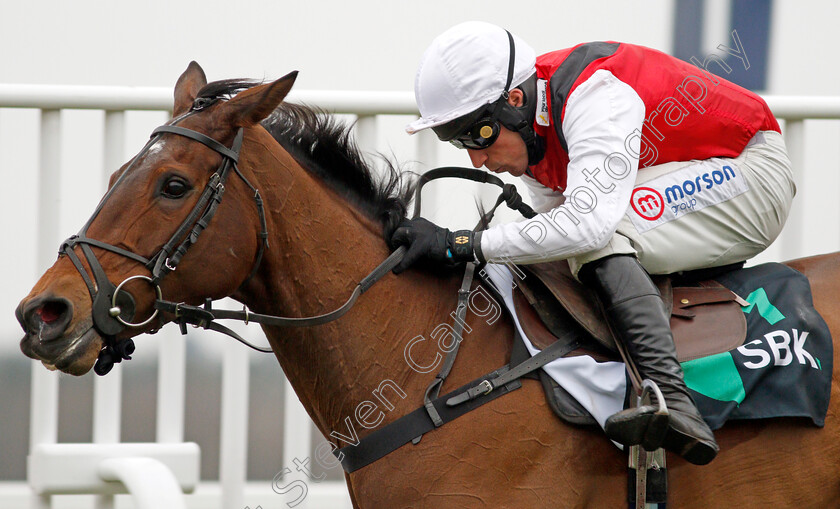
161, 177, 190, 199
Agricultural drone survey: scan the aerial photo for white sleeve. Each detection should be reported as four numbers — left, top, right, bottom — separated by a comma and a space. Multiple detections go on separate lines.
479, 69, 645, 264
521, 173, 565, 213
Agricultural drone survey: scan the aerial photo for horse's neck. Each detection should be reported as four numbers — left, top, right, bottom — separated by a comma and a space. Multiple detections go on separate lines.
236, 138, 459, 438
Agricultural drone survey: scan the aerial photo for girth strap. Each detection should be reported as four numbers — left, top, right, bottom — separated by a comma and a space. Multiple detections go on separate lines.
445, 331, 581, 407
334, 366, 523, 473
333, 322, 580, 473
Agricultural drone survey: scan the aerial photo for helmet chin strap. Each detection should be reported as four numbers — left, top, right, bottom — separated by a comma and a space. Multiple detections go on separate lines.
525, 133, 546, 166
496, 74, 546, 166
494, 30, 545, 167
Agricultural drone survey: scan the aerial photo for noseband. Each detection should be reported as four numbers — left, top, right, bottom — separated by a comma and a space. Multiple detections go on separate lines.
60, 99, 268, 375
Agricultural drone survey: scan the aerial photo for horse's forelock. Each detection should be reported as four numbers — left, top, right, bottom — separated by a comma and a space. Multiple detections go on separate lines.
195, 79, 262, 102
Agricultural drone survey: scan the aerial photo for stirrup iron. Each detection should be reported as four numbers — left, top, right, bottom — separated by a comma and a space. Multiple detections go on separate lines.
606, 380, 670, 450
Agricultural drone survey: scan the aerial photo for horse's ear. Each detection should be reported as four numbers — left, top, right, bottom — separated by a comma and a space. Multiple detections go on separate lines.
224, 71, 298, 127
173, 61, 208, 116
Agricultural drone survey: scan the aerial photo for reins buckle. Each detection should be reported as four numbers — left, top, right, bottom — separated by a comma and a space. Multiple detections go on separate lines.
174, 303, 189, 335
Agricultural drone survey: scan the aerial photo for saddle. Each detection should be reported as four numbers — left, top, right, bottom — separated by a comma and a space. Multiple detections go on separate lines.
510, 260, 749, 425
513, 260, 748, 362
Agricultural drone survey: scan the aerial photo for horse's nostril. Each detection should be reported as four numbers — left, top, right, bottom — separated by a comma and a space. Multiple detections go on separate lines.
37, 300, 67, 324
21, 296, 74, 341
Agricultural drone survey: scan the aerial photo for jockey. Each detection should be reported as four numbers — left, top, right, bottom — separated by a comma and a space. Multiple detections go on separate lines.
391, 21, 795, 465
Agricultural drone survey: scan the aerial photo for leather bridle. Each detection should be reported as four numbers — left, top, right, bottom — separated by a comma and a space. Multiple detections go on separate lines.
59, 95, 536, 377
60, 98, 268, 375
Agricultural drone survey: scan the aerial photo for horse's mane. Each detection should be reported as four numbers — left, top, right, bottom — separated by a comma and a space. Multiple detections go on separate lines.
195, 79, 413, 240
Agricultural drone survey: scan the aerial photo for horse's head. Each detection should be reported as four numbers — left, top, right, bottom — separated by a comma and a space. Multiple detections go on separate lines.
16, 62, 297, 375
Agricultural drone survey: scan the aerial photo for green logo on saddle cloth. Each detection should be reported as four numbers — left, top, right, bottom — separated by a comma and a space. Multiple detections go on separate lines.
680, 288, 783, 404
741, 288, 785, 325
682, 353, 746, 403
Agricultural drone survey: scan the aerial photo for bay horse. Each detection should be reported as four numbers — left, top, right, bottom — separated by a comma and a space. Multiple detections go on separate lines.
15, 62, 840, 508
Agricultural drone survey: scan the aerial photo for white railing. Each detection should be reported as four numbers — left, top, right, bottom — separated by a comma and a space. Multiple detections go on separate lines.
2, 84, 840, 509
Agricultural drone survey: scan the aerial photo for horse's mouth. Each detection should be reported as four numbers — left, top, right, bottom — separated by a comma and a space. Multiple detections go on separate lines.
20, 320, 103, 376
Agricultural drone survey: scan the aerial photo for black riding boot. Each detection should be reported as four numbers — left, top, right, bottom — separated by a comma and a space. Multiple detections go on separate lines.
579, 255, 719, 465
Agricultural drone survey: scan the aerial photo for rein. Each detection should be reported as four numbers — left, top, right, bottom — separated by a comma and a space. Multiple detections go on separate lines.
152, 247, 407, 352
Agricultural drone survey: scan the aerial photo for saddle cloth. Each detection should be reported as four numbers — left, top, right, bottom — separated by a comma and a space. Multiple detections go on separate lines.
484, 261, 832, 432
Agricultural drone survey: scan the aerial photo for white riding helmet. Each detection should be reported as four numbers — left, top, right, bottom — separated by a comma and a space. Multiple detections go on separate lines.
406, 21, 537, 135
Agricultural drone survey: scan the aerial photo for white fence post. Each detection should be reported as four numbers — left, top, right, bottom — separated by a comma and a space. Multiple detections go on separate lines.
92, 109, 126, 509
282, 378, 312, 484
102, 111, 125, 187
94, 110, 127, 446
92, 365, 121, 509
157, 330, 187, 444
220, 338, 250, 509
355, 114, 377, 152
28, 366, 58, 509
29, 108, 63, 509
781, 119, 806, 261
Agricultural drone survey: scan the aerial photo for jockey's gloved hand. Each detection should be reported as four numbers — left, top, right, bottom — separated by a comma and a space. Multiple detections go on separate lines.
390, 217, 479, 274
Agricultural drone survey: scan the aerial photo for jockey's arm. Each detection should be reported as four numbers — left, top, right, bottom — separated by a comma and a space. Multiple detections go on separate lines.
476, 70, 645, 265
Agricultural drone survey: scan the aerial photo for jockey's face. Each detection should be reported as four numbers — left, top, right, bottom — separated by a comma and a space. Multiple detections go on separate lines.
462, 89, 529, 177
466, 124, 529, 177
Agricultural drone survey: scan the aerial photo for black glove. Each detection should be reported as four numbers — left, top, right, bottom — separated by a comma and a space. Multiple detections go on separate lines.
390, 217, 478, 274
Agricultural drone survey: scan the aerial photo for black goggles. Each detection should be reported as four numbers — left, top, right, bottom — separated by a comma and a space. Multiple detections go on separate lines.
448, 117, 501, 150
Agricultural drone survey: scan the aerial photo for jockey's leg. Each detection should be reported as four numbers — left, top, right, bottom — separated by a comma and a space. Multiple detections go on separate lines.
569, 131, 792, 464
578, 254, 719, 465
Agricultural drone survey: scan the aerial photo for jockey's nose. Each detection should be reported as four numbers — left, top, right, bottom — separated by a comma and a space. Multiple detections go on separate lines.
16, 294, 74, 342
467, 149, 487, 169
